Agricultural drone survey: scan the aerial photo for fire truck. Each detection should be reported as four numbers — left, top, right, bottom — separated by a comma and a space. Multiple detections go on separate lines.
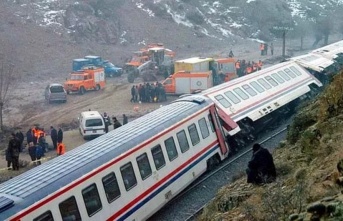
64, 67, 106, 95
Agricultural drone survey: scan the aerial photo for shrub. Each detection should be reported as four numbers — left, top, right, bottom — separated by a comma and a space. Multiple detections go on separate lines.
287, 112, 317, 145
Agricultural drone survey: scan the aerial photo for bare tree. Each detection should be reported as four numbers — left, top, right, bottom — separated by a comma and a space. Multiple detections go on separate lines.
0, 55, 15, 132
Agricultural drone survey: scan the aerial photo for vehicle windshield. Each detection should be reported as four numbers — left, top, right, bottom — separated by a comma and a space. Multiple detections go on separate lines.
50, 86, 64, 93
85, 119, 103, 127
70, 75, 84, 80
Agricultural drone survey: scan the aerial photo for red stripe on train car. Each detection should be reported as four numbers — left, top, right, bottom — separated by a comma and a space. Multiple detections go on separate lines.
10, 107, 212, 220
107, 140, 218, 220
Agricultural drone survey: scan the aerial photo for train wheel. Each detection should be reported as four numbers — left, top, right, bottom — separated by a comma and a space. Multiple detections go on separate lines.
95, 84, 100, 91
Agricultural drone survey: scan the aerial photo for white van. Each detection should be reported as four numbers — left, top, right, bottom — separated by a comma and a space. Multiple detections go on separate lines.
79, 111, 106, 139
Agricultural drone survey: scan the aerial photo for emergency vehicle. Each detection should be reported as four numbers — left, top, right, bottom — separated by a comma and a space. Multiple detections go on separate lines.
64, 66, 106, 95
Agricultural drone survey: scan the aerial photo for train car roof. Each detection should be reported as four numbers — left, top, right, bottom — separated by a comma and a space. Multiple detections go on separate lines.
202, 61, 322, 127
290, 53, 335, 72
312, 40, 343, 59
0, 95, 212, 217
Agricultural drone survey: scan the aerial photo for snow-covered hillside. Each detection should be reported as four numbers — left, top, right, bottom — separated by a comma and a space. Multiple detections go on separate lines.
7, 0, 343, 44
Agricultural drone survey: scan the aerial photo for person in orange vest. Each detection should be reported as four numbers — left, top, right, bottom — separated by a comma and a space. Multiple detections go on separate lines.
57, 142, 65, 156
257, 60, 263, 70
260, 43, 265, 56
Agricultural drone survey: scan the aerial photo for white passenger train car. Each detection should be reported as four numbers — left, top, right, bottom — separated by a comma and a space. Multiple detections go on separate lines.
312, 40, 343, 60
0, 96, 228, 221
202, 61, 322, 144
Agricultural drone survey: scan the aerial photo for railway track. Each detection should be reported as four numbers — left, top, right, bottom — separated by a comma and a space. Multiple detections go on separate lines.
149, 121, 290, 221
183, 127, 288, 221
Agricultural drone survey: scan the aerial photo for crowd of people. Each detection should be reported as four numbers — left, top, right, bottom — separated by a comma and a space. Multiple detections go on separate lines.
130, 82, 167, 103
235, 59, 263, 77
5, 126, 65, 170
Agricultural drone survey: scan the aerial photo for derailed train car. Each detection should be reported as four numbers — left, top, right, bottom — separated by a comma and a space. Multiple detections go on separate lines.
290, 40, 343, 84
202, 61, 322, 150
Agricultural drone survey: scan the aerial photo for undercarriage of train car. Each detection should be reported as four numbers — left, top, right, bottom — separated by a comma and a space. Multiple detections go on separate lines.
223, 99, 302, 153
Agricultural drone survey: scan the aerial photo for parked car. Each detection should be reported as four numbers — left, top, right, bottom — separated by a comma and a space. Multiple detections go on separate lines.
45, 83, 67, 104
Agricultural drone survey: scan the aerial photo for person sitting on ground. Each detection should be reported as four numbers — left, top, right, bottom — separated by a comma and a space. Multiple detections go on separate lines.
112, 117, 122, 130
246, 143, 276, 184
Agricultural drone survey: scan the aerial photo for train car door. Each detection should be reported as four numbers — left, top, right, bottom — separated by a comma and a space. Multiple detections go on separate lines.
209, 105, 229, 155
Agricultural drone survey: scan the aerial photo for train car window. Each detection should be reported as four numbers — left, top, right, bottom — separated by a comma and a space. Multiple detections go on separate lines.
208, 115, 215, 132
102, 172, 121, 203
242, 84, 257, 96
33, 211, 54, 221
250, 81, 265, 93
120, 162, 137, 191
289, 66, 302, 76
165, 137, 178, 161
224, 91, 240, 103
82, 184, 102, 217
214, 95, 231, 108
233, 87, 249, 100
257, 78, 272, 89
137, 153, 152, 179
265, 76, 278, 87
151, 145, 166, 170
198, 118, 210, 139
59, 196, 81, 221
177, 130, 190, 153
271, 73, 285, 84
277, 70, 291, 81
188, 123, 200, 146
284, 68, 296, 78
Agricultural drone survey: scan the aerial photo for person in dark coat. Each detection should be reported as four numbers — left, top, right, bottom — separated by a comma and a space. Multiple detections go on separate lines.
35, 143, 43, 165
246, 143, 276, 184
103, 112, 111, 133
229, 50, 234, 57
112, 117, 122, 130
122, 114, 128, 125
8, 132, 21, 170
15, 131, 24, 152
26, 128, 33, 145
5, 148, 12, 169
57, 127, 63, 143
28, 142, 37, 165
130, 85, 136, 103
50, 126, 58, 150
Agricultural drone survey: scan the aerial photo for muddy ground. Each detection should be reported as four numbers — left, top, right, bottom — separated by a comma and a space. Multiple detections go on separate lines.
0, 35, 342, 180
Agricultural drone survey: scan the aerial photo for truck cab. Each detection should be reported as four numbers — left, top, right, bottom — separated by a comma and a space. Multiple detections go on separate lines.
102, 60, 123, 77
211, 58, 237, 84
73, 58, 90, 72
